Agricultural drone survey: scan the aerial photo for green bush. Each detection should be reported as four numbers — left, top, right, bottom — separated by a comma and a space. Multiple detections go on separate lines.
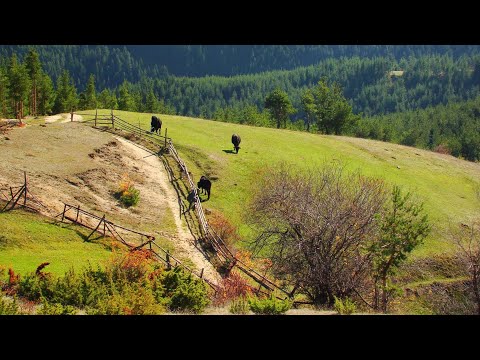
14, 252, 211, 315
119, 185, 140, 207
155, 267, 210, 314
38, 300, 77, 315
116, 174, 140, 207
17, 273, 54, 301
50, 268, 84, 306
333, 296, 356, 315
248, 294, 292, 315
229, 296, 250, 314
86, 284, 165, 315
0, 266, 6, 287
0, 296, 20, 315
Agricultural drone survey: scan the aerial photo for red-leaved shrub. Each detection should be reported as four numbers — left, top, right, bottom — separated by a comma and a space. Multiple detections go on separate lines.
213, 271, 252, 306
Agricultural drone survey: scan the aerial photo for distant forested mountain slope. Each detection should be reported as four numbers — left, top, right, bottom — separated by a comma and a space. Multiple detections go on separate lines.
1, 45, 480, 87
2, 46, 480, 119
141, 54, 480, 118
125, 45, 480, 76
355, 95, 480, 161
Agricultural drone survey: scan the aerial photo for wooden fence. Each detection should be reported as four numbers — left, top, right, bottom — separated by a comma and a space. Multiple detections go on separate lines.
57, 202, 219, 291
78, 111, 294, 299
167, 139, 292, 298
0, 172, 51, 215
0, 172, 219, 292
81, 110, 171, 149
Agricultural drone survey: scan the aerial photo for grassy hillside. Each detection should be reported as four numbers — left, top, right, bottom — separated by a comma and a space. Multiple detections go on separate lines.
81, 110, 480, 258
0, 208, 113, 276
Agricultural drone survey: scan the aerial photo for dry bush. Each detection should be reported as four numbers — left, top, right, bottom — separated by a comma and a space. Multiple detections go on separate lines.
417, 280, 476, 315
248, 162, 387, 306
35, 262, 51, 280
433, 144, 451, 155
207, 211, 240, 251
109, 249, 154, 283
450, 220, 480, 314
3, 268, 20, 295
212, 271, 253, 306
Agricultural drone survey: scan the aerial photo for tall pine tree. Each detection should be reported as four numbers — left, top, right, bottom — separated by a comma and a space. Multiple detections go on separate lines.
25, 48, 41, 116
54, 70, 78, 113
264, 88, 295, 128
8, 54, 31, 120
85, 74, 97, 110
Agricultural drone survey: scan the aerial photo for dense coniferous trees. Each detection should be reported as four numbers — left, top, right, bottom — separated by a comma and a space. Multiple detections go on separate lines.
1, 46, 479, 162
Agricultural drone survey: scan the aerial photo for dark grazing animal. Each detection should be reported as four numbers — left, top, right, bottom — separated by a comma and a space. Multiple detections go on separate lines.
197, 175, 211, 200
231, 134, 241, 153
151, 115, 162, 134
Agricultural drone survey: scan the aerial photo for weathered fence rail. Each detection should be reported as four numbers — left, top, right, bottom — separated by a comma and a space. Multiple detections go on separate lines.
0, 172, 219, 292
56, 202, 218, 291
79, 111, 293, 299
0, 172, 51, 215
80, 110, 170, 148
166, 139, 292, 298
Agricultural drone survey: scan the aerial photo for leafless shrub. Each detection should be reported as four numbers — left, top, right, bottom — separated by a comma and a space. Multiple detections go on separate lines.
433, 144, 451, 155
417, 280, 476, 315
451, 219, 480, 314
248, 162, 387, 306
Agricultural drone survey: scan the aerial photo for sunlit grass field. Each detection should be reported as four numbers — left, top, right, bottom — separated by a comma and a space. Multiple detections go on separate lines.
80, 110, 480, 258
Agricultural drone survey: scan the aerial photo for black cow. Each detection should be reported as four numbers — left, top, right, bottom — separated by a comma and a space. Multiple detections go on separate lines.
151, 116, 162, 134
232, 134, 241, 153
197, 175, 211, 200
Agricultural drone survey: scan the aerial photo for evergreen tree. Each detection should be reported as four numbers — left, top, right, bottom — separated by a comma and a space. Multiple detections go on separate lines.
265, 88, 295, 128
145, 88, 158, 112
37, 71, 55, 115
85, 74, 97, 109
54, 70, 78, 113
311, 79, 357, 135
369, 186, 430, 313
0, 65, 9, 117
25, 48, 41, 116
7, 54, 31, 120
301, 88, 315, 132
118, 80, 135, 111
98, 89, 108, 109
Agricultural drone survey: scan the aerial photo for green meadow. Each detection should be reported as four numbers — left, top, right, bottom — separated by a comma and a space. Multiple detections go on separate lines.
81, 110, 480, 258
0, 209, 112, 276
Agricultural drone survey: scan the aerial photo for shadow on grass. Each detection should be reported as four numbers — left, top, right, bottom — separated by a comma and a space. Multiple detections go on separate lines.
76, 229, 105, 243
222, 149, 236, 154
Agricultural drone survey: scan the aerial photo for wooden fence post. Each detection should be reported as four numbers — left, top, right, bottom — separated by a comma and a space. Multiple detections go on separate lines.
166, 250, 171, 270
86, 214, 105, 241
164, 128, 167, 149
111, 109, 114, 128
95, 109, 98, 127
75, 205, 80, 222
9, 187, 13, 200
200, 268, 204, 279
61, 203, 67, 222
23, 171, 27, 206
71, 110, 74, 122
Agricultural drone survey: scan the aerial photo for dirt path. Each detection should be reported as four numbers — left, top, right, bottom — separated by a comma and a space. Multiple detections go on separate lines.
44, 114, 62, 123
115, 137, 221, 286
1, 118, 220, 287
45, 113, 83, 123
